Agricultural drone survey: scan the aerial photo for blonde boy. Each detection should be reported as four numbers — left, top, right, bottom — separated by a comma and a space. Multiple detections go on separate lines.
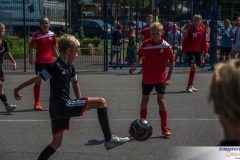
129, 22, 174, 136
14, 35, 129, 159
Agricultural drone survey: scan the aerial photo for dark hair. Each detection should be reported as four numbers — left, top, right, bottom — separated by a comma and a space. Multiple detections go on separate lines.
39, 17, 50, 24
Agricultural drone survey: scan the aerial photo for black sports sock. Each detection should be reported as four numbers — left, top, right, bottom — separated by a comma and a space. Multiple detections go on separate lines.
37, 145, 56, 160
97, 108, 112, 142
0, 94, 9, 105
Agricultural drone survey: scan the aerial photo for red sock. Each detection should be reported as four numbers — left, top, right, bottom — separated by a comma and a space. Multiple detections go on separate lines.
159, 110, 167, 130
140, 108, 148, 119
34, 85, 41, 102
188, 70, 195, 86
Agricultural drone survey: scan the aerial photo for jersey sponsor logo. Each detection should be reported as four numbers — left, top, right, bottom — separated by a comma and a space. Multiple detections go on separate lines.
49, 37, 52, 40
160, 49, 164, 53
193, 32, 198, 37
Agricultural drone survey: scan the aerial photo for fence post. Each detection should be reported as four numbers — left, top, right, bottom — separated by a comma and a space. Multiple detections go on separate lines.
209, 0, 216, 70
104, 0, 108, 71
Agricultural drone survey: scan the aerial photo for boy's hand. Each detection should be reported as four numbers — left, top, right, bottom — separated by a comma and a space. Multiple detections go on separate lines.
29, 57, 35, 65
129, 67, 136, 74
14, 88, 22, 101
13, 62, 16, 70
164, 79, 170, 87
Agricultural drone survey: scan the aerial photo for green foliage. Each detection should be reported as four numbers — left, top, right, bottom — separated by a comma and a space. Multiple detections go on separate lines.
3, 36, 26, 59
79, 37, 104, 55
112, 0, 149, 8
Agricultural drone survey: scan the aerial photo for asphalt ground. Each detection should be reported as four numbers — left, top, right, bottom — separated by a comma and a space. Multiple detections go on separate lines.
0, 66, 223, 160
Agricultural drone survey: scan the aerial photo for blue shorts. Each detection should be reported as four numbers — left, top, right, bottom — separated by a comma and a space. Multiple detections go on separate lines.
50, 97, 88, 135
142, 83, 165, 95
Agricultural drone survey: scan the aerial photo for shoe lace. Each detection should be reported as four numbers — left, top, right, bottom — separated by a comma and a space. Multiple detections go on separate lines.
163, 128, 171, 132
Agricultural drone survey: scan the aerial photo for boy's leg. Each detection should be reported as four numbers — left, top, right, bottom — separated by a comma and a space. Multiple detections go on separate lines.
140, 83, 154, 119
140, 95, 149, 119
37, 132, 63, 160
0, 81, 17, 113
157, 94, 171, 136
85, 97, 130, 150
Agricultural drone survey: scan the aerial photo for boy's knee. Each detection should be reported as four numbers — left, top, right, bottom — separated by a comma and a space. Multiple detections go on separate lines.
99, 98, 107, 108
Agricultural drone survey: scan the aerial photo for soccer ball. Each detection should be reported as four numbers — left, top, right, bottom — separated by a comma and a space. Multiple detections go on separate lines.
129, 118, 153, 141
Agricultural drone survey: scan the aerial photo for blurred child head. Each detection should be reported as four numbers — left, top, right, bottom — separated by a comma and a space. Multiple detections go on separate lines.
39, 17, 50, 32
58, 34, 80, 57
224, 19, 230, 28
0, 23, 5, 37
150, 22, 163, 43
146, 14, 153, 25
192, 14, 202, 28
209, 60, 240, 128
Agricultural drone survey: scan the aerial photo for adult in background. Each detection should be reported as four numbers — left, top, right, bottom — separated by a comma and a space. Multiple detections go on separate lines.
167, 24, 183, 62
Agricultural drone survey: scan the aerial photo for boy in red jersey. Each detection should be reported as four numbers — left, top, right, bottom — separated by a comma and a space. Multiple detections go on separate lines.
138, 14, 153, 74
29, 17, 59, 110
129, 22, 175, 136
182, 14, 208, 93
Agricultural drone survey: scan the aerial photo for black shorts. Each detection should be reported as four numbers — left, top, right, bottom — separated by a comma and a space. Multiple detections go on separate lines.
0, 64, 4, 82
50, 97, 88, 135
35, 63, 53, 75
186, 52, 201, 66
220, 47, 231, 55
142, 83, 165, 95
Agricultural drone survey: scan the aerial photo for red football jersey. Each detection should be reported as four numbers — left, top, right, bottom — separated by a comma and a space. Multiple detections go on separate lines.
30, 30, 57, 63
140, 25, 152, 41
138, 38, 174, 84
182, 26, 208, 54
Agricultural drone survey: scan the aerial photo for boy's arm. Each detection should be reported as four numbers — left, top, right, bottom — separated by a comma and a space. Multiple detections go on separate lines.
6, 51, 16, 70
129, 56, 142, 74
72, 82, 82, 99
29, 45, 35, 65
164, 62, 174, 86
52, 46, 59, 58
14, 75, 42, 100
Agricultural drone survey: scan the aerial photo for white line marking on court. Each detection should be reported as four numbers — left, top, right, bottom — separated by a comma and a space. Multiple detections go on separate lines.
0, 118, 218, 122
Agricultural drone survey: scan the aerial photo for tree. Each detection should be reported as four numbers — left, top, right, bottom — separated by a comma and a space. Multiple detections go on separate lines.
112, 0, 149, 8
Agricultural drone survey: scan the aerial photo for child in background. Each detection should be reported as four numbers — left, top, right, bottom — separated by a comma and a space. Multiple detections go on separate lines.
182, 14, 208, 93
125, 26, 137, 64
0, 23, 17, 113
110, 24, 123, 64
218, 19, 233, 62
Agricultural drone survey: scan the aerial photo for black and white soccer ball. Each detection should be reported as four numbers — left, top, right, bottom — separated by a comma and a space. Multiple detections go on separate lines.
129, 118, 153, 141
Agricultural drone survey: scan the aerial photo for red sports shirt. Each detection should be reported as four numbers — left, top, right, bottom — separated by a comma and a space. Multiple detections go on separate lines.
138, 38, 174, 84
30, 30, 57, 63
182, 26, 208, 53
140, 25, 152, 41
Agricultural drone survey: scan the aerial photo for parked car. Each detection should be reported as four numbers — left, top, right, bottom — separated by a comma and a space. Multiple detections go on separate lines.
119, 20, 147, 37
207, 20, 224, 29
72, 19, 113, 39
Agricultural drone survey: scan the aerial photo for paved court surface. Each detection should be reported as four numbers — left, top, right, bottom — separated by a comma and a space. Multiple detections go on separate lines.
0, 67, 222, 160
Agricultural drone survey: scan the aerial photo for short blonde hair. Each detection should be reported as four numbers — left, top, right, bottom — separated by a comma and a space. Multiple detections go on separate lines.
209, 60, 240, 126
146, 14, 153, 19
0, 23, 5, 30
192, 14, 202, 21
58, 34, 80, 53
150, 22, 163, 31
